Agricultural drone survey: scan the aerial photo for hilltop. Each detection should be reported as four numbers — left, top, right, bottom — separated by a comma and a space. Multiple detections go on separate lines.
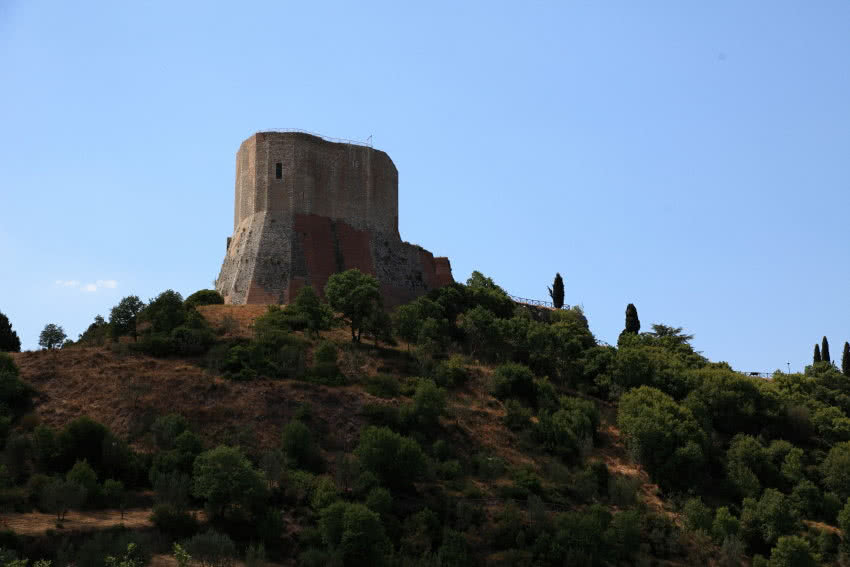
0, 271, 848, 566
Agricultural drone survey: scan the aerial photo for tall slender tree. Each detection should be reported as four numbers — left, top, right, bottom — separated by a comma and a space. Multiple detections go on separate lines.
548, 273, 565, 309
624, 304, 640, 335
0, 311, 21, 352
814, 344, 822, 364
822, 336, 831, 364
842, 342, 850, 378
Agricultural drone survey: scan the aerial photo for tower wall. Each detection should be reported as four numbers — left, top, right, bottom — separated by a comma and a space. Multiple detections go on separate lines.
217, 132, 451, 307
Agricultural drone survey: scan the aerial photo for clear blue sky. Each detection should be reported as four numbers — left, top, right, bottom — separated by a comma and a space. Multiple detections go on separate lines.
2, 1, 848, 372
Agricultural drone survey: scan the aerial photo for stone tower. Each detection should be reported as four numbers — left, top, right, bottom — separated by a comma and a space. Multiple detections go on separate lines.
216, 131, 453, 306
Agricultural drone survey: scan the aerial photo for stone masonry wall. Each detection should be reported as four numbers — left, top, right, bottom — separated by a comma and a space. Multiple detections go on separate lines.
217, 132, 451, 307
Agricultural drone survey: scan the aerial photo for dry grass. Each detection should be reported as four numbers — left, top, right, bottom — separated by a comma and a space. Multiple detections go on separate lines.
12, 346, 372, 451
196, 304, 270, 339
1, 507, 158, 536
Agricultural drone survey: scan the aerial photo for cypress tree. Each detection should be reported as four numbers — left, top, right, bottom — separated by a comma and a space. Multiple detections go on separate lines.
822, 336, 831, 364
547, 273, 565, 309
814, 344, 822, 364
842, 342, 850, 378
624, 303, 641, 334
0, 311, 21, 353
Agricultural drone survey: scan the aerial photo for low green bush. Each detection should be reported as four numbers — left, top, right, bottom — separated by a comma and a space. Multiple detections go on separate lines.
151, 503, 199, 539
366, 374, 401, 398
184, 289, 224, 308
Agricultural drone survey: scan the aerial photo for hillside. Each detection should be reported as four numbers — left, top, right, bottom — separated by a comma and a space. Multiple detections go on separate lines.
0, 273, 847, 566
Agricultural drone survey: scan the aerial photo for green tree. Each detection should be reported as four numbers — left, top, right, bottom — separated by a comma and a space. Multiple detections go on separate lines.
184, 289, 224, 309
104, 543, 144, 567
821, 441, 850, 499
842, 341, 850, 378
66, 459, 98, 505
712, 507, 740, 543
319, 501, 389, 566
683, 497, 712, 533
290, 285, 332, 338
41, 477, 86, 521
749, 489, 797, 546
38, 324, 66, 350
0, 311, 21, 352
281, 419, 322, 471
617, 386, 705, 490
355, 426, 426, 490
822, 336, 831, 364
77, 314, 109, 346
836, 497, 850, 553
768, 535, 818, 567
192, 446, 267, 520
324, 269, 381, 342
548, 272, 564, 309
624, 303, 640, 335
814, 344, 822, 364
141, 290, 186, 334
411, 379, 446, 429
184, 530, 237, 567
110, 296, 145, 341
103, 479, 126, 519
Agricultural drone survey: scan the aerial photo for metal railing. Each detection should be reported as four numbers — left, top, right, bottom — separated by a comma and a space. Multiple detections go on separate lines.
508, 294, 569, 310
254, 128, 373, 148
740, 371, 773, 379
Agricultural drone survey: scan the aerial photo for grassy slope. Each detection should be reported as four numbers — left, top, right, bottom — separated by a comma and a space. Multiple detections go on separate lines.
10, 305, 697, 563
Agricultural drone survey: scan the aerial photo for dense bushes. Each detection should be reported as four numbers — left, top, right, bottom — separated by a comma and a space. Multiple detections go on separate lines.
355, 426, 425, 490
184, 289, 224, 308
617, 386, 706, 490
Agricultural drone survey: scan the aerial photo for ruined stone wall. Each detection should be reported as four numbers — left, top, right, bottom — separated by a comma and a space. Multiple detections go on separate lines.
218, 131, 451, 307
233, 132, 398, 234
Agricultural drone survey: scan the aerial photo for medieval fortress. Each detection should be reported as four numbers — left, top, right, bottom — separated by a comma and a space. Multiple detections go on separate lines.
216, 131, 453, 306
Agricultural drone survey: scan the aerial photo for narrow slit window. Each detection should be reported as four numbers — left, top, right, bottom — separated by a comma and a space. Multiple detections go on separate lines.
275, 163, 282, 179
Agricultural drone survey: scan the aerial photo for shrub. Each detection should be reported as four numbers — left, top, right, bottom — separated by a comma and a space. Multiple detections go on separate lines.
56, 417, 109, 473
288, 285, 332, 337
607, 474, 640, 507
311, 476, 338, 511
683, 497, 712, 533
742, 489, 797, 547
281, 420, 322, 472
821, 441, 850, 499
67, 460, 99, 506
491, 363, 536, 403
152, 414, 189, 450
365, 374, 401, 398
0, 356, 34, 417
0, 312, 21, 353
617, 386, 705, 491
184, 290, 224, 308
191, 446, 267, 520
41, 478, 86, 521
768, 535, 818, 567
103, 479, 126, 517
712, 506, 740, 543
151, 503, 199, 539
184, 530, 237, 567
355, 426, 426, 490
434, 356, 469, 388
320, 501, 389, 566
534, 396, 599, 461
310, 341, 341, 384
411, 379, 446, 429
503, 399, 532, 431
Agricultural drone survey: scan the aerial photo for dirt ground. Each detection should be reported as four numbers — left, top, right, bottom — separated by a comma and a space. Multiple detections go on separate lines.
1, 507, 158, 536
